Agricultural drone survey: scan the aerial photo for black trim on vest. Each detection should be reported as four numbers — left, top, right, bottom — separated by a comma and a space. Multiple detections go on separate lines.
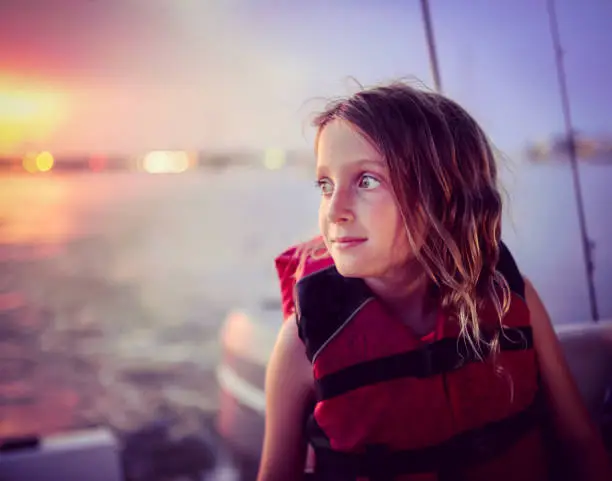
499, 241, 525, 299
311, 394, 544, 480
315, 325, 533, 401
297, 241, 525, 363
296, 266, 372, 362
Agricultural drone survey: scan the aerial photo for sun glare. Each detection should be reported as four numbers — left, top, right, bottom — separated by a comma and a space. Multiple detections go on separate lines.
0, 81, 67, 154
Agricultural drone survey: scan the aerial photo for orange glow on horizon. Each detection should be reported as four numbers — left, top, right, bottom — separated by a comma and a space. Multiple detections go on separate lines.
22, 151, 55, 173
22, 152, 38, 173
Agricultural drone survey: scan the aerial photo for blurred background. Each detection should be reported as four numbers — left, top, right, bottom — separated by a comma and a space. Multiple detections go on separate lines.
0, 1, 611, 480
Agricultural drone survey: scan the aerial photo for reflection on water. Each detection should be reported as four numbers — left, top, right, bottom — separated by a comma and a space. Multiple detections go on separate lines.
0, 178, 75, 245
0, 174, 173, 245
0, 164, 610, 479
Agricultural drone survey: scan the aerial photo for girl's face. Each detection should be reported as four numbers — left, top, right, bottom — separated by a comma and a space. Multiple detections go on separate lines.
316, 119, 413, 279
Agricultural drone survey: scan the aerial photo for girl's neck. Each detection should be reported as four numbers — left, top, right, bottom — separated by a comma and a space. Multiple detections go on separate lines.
364, 263, 438, 337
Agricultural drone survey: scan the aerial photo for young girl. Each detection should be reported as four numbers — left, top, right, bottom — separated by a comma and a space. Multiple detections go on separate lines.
257, 82, 611, 481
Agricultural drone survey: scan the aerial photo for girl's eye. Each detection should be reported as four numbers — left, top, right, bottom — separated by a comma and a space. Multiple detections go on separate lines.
315, 179, 333, 196
358, 174, 380, 190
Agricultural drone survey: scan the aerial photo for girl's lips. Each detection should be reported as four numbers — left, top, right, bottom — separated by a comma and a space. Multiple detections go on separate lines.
332, 238, 367, 249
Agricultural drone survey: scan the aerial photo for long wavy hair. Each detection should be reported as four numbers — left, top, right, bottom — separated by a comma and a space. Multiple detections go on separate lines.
303, 81, 511, 357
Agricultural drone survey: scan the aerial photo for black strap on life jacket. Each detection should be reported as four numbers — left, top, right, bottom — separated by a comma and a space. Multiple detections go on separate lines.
309, 393, 544, 481
314, 325, 533, 401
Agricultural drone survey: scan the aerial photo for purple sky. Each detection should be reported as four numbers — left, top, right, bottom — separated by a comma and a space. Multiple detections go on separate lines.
0, 0, 610, 155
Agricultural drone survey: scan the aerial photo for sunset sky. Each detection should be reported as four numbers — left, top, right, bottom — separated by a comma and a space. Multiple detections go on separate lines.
1, 0, 610, 156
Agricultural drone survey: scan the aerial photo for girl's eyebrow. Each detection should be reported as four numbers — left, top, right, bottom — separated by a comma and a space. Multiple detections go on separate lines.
316, 158, 385, 177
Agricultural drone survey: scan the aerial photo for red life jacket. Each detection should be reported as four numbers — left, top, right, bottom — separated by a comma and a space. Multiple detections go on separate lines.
274, 239, 550, 481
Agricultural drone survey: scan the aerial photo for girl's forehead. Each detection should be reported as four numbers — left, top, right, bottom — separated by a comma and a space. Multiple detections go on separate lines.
316, 119, 383, 170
